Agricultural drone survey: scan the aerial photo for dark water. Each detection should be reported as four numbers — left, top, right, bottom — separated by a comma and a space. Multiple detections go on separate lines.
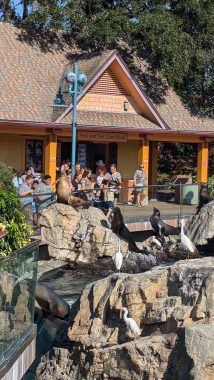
40, 268, 110, 305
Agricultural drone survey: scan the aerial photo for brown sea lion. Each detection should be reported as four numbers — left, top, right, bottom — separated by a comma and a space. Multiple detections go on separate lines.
56, 174, 87, 207
56, 173, 71, 203
36, 283, 69, 319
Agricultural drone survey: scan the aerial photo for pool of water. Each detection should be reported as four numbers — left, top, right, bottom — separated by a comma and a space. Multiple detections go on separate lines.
40, 268, 111, 304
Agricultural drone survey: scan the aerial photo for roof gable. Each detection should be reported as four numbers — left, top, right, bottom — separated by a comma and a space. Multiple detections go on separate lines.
55, 51, 167, 129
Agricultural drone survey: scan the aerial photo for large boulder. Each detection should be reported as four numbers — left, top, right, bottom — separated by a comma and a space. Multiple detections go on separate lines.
36, 258, 214, 380
39, 204, 155, 270
186, 200, 214, 252
40, 204, 128, 262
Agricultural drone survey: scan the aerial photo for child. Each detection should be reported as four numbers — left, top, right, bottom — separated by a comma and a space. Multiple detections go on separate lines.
102, 180, 115, 210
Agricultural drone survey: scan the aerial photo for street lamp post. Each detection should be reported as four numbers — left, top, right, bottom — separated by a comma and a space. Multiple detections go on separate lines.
53, 65, 87, 178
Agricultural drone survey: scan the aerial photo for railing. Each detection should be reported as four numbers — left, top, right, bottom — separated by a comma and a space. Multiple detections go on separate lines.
17, 182, 214, 226
0, 241, 39, 363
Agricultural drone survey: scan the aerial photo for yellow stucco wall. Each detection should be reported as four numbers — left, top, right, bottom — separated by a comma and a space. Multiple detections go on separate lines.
0, 134, 22, 170
117, 140, 138, 179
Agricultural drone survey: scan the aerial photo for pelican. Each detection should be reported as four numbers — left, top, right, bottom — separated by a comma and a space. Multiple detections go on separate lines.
113, 239, 123, 272
122, 307, 141, 336
180, 219, 196, 255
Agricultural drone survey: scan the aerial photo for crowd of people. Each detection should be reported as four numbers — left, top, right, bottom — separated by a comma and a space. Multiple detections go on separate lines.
59, 160, 122, 212
11, 160, 147, 224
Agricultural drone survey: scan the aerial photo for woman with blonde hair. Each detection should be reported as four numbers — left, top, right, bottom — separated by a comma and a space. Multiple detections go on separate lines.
134, 163, 147, 207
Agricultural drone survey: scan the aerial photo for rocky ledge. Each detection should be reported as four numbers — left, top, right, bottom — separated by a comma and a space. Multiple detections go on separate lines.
39, 203, 156, 271
36, 257, 214, 380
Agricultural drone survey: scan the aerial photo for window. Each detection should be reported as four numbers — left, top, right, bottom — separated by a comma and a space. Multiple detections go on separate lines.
25, 140, 43, 171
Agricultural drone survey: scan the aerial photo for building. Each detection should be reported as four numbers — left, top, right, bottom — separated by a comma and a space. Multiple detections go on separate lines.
0, 22, 214, 186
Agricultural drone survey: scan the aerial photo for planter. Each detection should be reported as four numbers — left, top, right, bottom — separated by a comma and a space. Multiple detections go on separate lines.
0, 241, 39, 377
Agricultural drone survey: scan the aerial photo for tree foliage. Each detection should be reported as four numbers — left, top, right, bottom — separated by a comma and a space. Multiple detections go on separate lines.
1, 0, 214, 117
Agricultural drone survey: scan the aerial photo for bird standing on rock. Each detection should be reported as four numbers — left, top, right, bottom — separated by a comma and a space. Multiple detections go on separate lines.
180, 219, 196, 257
122, 307, 141, 336
113, 239, 123, 272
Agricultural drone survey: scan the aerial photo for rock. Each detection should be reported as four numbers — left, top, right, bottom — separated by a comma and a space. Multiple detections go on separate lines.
40, 204, 128, 263
36, 334, 177, 380
39, 204, 155, 271
186, 200, 214, 250
35, 258, 214, 379
183, 325, 214, 380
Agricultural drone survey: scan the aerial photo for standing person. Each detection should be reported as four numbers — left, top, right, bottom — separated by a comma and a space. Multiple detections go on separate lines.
61, 162, 70, 174
134, 163, 147, 207
72, 173, 82, 192
21, 167, 33, 182
75, 162, 81, 175
35, 175, 54, 210
108, 164, 121, 206
18, 175, 34, 224
12, 169, 23, 191
96, 166, 108, 187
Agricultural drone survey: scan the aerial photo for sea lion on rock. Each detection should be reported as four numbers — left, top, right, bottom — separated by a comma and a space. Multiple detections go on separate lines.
150, 207, 180, 236
56, 174, 87, 207
110, 207, 148, 254
36, 283, 69, 319
195, 184, 214, 214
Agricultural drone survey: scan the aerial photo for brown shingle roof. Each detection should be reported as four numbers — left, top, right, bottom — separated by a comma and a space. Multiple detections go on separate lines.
0, 23, 69, 123
61, 110, 160, 130
156, 89, 214, 132
0, 23, 214, 133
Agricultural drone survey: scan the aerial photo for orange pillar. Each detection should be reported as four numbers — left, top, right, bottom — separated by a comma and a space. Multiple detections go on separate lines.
149, 141, 158, 200
197, 142, 208, 183
45, 134, 57, 188
149, 141, 158, 186
138, 138, 149, 183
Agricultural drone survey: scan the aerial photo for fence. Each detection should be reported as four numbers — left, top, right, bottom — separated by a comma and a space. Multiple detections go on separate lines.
17, 182, 214, 228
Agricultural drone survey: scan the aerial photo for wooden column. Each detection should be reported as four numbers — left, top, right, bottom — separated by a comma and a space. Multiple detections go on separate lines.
197, 142, 209, 183
149, 141, 158, 186
149, 141, 158, 200
138, 138, 149, 183
45, 134, 57, 188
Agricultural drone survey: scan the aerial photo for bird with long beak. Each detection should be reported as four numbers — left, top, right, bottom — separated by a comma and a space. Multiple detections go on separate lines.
180, 219, 196, 258
113, 239, 123, 272
122, 307, 141, 336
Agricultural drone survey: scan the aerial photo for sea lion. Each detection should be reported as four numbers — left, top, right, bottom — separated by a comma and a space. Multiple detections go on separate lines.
56, 173, 71, 203
150, 207, 180, 236
110, 207, 147, 254
36, 283, 69, 319
195, 184, 214, 214
56, 174, 88, 207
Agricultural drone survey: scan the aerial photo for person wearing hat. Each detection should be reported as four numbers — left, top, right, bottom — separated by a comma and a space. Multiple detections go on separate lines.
95, 159, 106, 167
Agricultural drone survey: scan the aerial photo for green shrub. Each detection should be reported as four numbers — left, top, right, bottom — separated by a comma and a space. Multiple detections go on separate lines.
0, 162, 14, 190
0, 163, 32, 257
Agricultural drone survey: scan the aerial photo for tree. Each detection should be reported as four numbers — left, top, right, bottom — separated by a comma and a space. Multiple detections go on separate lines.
1, 0, 214, 117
